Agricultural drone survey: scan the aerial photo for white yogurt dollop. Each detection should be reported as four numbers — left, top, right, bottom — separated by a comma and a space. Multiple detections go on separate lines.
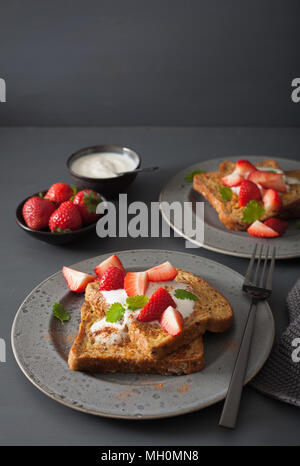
89, 280, 196, 346
71, 152, 137, 179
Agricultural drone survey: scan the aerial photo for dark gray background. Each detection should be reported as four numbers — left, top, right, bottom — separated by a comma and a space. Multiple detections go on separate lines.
1, 0, 300, 447
0, 0, 300, 126
1, 126, 300, 445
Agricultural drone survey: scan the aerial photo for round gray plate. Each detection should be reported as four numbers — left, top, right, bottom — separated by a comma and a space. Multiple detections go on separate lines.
159, 156, 300, 259
11, 249, 274, 419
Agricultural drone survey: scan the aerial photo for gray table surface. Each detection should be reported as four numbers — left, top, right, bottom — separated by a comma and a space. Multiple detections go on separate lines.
1, 127, 300, 446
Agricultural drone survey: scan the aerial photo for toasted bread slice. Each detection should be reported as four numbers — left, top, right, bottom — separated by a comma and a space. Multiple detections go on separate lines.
68, 302, 205, 375
193, 160, 300, 230
85, 269, 233, 359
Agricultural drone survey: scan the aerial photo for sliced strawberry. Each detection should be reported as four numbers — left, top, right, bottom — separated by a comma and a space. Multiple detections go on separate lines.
248, 170, 287, 192
263, 189, 282, 213
124, 272, 148, 297
147, 261, 177, 282
160, 306, 184, 336
137, 288, 176, 322
235, 160, 256, 177
264, 217, 288, 236
238, 180, 261, 207
98, 266, 125, 291
247, 220, 279, 238
94, 254, 125, 278
62, 266, 96, 293
221, 171, 243, 187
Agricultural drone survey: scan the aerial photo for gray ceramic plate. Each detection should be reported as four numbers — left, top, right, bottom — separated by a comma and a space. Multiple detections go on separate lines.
11, 250, 274, 419
159, 156, 300, 259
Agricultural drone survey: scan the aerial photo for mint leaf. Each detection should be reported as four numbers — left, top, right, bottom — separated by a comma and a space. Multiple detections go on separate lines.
242, 200, 265, 224
126, 295, 149, 311
218, 185, 233, 201
184, 169, 204, 182
174, 289, 198, 301
295, 220, 300, 229
53, 302, 70, 324
105, 303, 125, 323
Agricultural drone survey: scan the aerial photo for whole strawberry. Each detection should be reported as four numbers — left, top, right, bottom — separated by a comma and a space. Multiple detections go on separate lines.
73, 189, 102, 224
44, 183, 74, 204
98, 266, 125, 291
22, 196, 56, 230
49, 201, 82, 232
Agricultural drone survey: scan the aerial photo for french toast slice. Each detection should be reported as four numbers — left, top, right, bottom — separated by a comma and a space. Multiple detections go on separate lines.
127, 269, 232, 358
85, 269, 233, 359
68, 302, 205, 375
193, 160, 300, 231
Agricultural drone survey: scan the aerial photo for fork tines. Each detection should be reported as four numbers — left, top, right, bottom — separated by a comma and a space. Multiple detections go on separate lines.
243, 244, 276, 291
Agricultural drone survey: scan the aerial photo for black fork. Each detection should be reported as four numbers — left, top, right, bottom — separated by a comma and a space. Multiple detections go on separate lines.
219, 244, 276, 429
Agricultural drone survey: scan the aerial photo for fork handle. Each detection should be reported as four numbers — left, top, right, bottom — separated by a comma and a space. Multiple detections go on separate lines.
219, 300, 257, 429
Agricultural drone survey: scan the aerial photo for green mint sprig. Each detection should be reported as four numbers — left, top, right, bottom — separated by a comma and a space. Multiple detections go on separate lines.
174, 289, 198, 301
105, 303, 125, 323
242, 200, 265, 224
126, 295, 149, 311
53, 302, 70, 324
184, 169, 204, 182
218, 185, 233, 201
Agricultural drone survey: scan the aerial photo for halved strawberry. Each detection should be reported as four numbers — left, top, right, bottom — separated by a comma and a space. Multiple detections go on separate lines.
238, 180, 261, 207
248, 170, 287, 192
147, 261, 177, 282
124, 272, 148, 297
221, 171, 243, 187
263, 189, 282, 213
137, 288, 176, 322
94, 254, 125, 278
62, 266, 96, 293
235, 160, 256, 177
264, 217, 288, 236
247, 220, 279, 238
98, 266, 125, 291
160, 306, 183, 336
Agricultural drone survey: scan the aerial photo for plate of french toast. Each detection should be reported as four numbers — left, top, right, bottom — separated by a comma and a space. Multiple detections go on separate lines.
160, 156, 300, 258
12, 250, 274, 419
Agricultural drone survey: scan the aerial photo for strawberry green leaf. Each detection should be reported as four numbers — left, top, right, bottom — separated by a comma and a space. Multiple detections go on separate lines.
242, 200, 265, 224
38, 192, 44, 198
83, 191, 103, 214
105, 303, 125, 323
174, 289, 198, 301
184, 170, 204, 182
218, 185, 233, 201
53, 302, 70, 324
126, 295, 149, 311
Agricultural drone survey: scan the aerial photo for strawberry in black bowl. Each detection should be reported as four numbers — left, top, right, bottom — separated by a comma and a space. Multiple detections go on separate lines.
16, 182, 105, 245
